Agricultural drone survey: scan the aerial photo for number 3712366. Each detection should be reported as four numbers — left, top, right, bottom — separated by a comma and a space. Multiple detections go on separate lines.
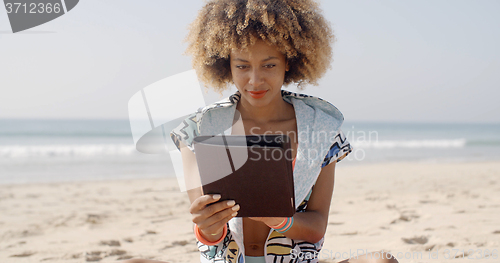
5, 3, 62, 14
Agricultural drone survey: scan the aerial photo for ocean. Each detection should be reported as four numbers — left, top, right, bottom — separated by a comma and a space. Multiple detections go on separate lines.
1, 119, 499, 184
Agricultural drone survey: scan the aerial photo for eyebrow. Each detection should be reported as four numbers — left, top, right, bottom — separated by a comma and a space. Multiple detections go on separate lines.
232, 56, 279, 62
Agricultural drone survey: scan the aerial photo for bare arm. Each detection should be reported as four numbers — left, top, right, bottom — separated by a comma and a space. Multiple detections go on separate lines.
251, 161, 336, 243
288, 161, 336, 243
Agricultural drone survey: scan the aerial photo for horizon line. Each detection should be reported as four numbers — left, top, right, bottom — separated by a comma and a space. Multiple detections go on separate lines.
0, 118, 499, 125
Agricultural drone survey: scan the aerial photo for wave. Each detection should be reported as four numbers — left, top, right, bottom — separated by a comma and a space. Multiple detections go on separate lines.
352, 139, 467, 149
466, 140, 500, 146
0, 144, 138, 158
2, 138, 498, 158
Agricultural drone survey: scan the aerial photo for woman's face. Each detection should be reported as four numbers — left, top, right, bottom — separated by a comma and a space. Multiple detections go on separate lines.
230, 40, 288, 108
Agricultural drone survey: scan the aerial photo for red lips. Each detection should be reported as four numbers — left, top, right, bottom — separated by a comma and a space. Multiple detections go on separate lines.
247, 90, 268, 99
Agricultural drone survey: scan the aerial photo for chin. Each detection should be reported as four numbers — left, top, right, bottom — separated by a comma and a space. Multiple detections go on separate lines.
244, 90, 281, 105
246, 99, 271, 108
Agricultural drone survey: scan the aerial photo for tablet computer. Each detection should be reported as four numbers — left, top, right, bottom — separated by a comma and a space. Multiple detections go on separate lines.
193, 134, 295, 217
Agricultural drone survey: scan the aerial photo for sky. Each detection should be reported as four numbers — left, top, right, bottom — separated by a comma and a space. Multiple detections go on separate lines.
0, 0, 499, 123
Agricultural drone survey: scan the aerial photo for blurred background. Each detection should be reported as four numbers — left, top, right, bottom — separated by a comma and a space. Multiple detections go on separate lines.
1, 0, 500, 184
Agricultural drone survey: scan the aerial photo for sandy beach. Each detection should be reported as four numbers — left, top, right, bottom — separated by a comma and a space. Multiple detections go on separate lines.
1, 161, 499, 263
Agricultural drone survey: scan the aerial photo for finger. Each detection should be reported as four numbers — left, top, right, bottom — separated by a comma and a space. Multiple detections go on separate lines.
194, 201, 239, 226
190, 194, 221, 213
195, 205, 240, 229
200, 207, 239, 235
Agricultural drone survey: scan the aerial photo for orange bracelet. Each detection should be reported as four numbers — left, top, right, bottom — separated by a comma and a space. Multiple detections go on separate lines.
194, 224, 227, 246
269, 218, 287, 229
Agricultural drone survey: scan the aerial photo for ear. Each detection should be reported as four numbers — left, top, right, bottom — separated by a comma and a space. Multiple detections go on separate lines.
285, 61, 290, 72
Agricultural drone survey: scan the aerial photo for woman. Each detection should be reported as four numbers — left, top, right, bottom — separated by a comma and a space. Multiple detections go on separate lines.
124, 0, 398, 262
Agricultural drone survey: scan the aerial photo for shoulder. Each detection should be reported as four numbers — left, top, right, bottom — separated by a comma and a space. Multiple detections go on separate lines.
281, 90, 345, 124
280, 91, 353, 166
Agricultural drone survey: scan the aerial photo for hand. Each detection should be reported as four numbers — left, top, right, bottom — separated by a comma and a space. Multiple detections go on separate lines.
190, 194, 240, 241
248, 217, 287, 228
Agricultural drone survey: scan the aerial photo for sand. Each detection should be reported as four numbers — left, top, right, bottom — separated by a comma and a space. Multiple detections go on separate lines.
1, 161, 499, 263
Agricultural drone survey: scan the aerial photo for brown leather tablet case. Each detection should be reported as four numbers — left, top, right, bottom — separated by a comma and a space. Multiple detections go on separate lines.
193, 135, 295, 217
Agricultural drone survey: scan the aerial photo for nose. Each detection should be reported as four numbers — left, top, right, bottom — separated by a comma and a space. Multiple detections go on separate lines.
248, 68, 264, 87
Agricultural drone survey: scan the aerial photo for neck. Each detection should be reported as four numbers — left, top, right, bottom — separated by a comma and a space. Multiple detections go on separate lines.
236, 92, 293, 124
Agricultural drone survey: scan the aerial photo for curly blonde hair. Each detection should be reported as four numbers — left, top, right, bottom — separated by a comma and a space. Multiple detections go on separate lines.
185, 0, 335, 92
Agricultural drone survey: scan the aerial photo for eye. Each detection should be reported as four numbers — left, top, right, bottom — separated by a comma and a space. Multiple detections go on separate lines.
264, 64, 276, 68
236, 65, 249, 69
